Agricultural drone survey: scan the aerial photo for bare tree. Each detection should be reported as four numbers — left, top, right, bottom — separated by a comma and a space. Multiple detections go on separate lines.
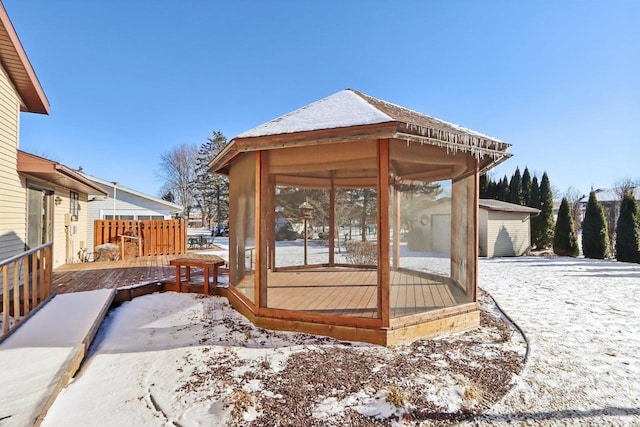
614, 176, 639, 200
157, 143, 198, 217
564, 186, 585, 232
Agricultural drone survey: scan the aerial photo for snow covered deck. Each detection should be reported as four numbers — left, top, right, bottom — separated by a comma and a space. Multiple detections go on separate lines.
0, 289, 115, 426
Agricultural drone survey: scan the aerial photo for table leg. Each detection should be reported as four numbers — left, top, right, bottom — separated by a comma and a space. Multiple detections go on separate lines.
213, 265, 219, 286
186, 266, 191, 281
175, 265, 181, 291
204, 267, 210, 295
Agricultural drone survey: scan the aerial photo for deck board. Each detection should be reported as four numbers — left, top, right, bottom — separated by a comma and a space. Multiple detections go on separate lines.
265, 269, 467, 319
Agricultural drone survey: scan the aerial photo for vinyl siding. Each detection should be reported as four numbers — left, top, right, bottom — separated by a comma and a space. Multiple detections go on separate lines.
485, 211, 531, 257
478, 209, 489, 257
24, 177, 91, 268
86, 184, 174, 252
0, 63, 26, 263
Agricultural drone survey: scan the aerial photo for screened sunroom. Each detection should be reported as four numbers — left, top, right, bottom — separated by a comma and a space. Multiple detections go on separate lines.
209, 89, 511, 345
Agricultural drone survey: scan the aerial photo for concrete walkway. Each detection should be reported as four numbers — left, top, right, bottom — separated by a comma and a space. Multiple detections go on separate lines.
0, 289, 114, 427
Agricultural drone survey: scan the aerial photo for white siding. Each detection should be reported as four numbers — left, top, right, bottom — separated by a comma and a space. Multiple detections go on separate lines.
485, 211, 531, 257
478, 209, 489, 257
86, 184, 173, 252
0, 63, 26, 263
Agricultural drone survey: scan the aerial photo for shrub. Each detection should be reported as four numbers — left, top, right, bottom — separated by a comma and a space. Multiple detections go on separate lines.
344, 241, 377, 265
582, 191, 610, 259
553, 197, 579, 257
615, 192, 640, 263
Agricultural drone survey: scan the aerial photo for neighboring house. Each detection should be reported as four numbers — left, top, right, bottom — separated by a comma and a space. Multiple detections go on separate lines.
478, 199, 540, 257
579, 187, 640, 233
0, 4, 108, 268
79, 173, 183, 254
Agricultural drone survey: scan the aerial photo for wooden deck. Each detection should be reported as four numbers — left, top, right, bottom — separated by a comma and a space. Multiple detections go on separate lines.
236, 268, 471, 319
52, 254, 223, 294
53, 258, 469, 321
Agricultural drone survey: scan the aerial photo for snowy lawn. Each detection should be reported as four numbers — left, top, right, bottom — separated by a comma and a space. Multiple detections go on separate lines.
39, 255, 640, 426
475, 257, 640, 426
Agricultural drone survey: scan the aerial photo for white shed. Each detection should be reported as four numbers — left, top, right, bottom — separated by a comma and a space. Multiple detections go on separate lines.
479, 199, 540, 257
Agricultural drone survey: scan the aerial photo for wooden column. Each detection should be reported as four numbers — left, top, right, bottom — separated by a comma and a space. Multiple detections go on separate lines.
392, 183, 401, 270
328, 171, 336, 266
268, 173, 276, 272
467, 160, 479, 301
257, 151, 269, 309
377, 139, 390, 327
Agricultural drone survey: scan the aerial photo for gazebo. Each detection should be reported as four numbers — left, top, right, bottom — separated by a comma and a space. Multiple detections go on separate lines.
209, 89, 511, 345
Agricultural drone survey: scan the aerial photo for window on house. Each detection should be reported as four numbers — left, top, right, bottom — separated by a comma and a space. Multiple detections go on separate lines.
70, 191, 79, 220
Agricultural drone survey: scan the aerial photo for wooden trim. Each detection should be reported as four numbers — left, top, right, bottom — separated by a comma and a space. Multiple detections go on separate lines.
378, 138, 390, 327
0, 2, 50, 114
389, 302, 479, 329
386, 310, 479, 346
258, 306, 383, 329
393, 187, 400, 269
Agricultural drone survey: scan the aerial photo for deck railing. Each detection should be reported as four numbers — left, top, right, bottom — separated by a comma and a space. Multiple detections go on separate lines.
0, 243, 53, 337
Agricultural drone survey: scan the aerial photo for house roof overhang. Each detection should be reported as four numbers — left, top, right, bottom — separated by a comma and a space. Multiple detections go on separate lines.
17, 151, 108, 195
479, 199, 541, 215
209, 90, 511, 176
79, 172, 184, 212
0, 3, 49, 114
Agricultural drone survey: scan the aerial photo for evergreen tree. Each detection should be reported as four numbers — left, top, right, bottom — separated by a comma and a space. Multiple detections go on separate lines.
529, 176, 541, 247
615, 191, 640, 263
160, 190, 175, 203
582, 191, 611, 259
509, 167, 523, 205
192, 131, 229, 229
479, 174, 489, 199
521, 167, 532, 206
537, 172, 555, 248
553, 197, 579, 257
497, 176, 509, 201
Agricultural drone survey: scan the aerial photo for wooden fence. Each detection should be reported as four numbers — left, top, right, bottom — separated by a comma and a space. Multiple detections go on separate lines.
1, 243, 53, 337
93, 219, 187, 257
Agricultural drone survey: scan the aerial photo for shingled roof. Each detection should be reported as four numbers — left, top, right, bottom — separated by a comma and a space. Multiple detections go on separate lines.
211, 89, 511, 173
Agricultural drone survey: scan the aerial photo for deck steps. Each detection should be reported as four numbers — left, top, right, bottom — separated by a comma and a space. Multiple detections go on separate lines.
0, 288, 115, 427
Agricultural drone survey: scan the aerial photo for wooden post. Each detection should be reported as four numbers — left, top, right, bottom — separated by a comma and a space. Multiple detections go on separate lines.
258, 151, 269, 309
393, 183, 401, 270
31, 252, 37, 308
329, 172, 336, 266
2, 265, 9, 334
377, 139, 390, 327
23, 258, 29, 315
13, 260, 20, 320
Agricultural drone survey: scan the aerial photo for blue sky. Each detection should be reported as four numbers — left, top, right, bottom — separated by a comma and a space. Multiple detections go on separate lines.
5, 0, 639, 198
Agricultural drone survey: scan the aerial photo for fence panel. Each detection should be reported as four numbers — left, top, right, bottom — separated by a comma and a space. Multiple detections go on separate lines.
93, 219, 186, 257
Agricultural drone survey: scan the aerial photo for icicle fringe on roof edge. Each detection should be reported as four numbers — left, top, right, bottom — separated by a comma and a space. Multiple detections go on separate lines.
396, 130, 511, 161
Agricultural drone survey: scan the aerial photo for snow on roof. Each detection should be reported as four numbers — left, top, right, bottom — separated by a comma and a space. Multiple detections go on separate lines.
236, 90, 394, 138
580, 188, 640, 203
479, 199, 541, 214
80, 172, 183, 211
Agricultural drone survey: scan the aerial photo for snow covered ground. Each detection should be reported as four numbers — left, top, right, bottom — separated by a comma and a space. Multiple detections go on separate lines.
38, 244, 640, 426
475, 257, 640, 426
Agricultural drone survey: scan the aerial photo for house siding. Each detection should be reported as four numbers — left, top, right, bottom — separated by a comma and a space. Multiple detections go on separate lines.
478, 209, 489, 257
485, 211, 531, 257
86, 184, 174, 253
0, 63, 26, 262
